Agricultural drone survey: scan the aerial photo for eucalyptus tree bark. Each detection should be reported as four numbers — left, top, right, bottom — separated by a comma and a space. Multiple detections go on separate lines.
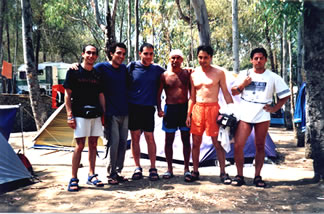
127, 0, 131, 62
191, 0, 210, 46
264, 20, 276, 73
13, 0, 20, 94
232, 0, 239, 74
282, 16, 293, 130
134, 0, 139, 60
296, 0, 305, 147
119, 0, 126, 42
175, 0, 190, 24
21, 0, 47, 130
297, 5, 305, 87
304, 1, 324, 179
92, 0, 118, 57
6, 22, 13, 93
288, 40, 296, 135
0, 0, 6, 93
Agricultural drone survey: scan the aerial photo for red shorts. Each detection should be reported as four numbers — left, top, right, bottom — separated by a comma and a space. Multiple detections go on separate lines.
190, 102, 220, 137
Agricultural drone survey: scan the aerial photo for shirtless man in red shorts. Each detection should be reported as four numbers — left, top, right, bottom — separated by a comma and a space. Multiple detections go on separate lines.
186, 45, 234, 183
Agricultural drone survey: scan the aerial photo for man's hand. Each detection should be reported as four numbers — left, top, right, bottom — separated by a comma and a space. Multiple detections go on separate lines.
69, 63, 79, 70
158, 110, 164, 118
186, 115, 191, 127
263, 104, 277, 113
101, 115, 105, 126
184, 67, 194, 74
243, 76, 252, 87
67, 117, 76, 129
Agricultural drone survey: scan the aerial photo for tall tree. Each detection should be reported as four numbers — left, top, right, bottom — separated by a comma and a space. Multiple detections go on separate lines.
304, 1, 324, 181
21, 0, 47, 130
92, 0, 119, 56
0, 0, 6, 93
127, 0, 132, 62
232, 0, 239, 74
134, 0, 139, 60
191, 0, 210, 46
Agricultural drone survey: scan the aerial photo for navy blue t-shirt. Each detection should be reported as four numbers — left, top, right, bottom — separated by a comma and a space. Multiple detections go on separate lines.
94, 62, 128, 116
63, 66, 104, 117
127, 61, 165, 106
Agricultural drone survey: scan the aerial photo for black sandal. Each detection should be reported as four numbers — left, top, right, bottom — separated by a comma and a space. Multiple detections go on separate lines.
184, 171, 193, 182
132, 167, 143, 180
191, 171, 200, 181
232, 175, 245, 186
253, 176, 267, 188
220, 173, 232, 185
149, 168, 159, 181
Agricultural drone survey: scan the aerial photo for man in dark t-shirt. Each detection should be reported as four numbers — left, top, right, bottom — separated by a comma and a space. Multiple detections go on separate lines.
64, 44, 105, 192
127, 43, 165, 181
94, 43, 129, 185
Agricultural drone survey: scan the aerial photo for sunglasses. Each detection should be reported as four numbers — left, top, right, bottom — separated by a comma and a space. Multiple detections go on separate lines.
85, 51, 97, 55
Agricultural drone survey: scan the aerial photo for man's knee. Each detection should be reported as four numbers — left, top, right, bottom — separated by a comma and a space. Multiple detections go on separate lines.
213, 141, 222, 150
255, 143, 265, 153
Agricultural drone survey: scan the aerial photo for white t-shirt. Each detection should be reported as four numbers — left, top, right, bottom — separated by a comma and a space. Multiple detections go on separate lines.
235, 69, 291, 123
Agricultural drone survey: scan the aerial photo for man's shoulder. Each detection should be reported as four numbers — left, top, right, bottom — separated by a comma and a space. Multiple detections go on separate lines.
151, 63, 165, 71
94, 61, 111, 69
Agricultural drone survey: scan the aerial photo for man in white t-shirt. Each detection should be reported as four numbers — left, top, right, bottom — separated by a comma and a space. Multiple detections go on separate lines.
231, 47, 290, 187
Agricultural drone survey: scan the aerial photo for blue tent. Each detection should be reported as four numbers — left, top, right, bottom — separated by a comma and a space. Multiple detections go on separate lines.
0, 105, 32, 194
0, 105, 19, 140
140, 114, 277, 167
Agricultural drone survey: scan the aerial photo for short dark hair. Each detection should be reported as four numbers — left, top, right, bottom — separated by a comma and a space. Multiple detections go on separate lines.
82, 44, 98, 55
81, 44, 98, 63
140, 43, 154, 52
107, 42, 127, 60
250, 47, 268, 59
197, 45, 214, 57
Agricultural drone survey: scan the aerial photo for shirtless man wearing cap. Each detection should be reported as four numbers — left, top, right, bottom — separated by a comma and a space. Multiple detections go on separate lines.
157, 49, 192, 182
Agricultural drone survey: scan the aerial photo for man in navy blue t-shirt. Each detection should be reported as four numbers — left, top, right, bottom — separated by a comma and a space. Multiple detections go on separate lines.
94, 43, 129, 185
127, 43, 165, 181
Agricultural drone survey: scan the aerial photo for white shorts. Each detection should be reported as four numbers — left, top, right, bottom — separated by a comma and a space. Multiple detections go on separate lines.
74, 117, 103, 138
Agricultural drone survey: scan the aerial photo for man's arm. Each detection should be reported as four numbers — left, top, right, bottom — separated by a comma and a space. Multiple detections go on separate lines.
99, 92, 106, 114
186, 75, 196, 127
69, 63, 80, 70
64, 88, 76, 129
231, 76, 252, 96
263, 96, 290, 113
157, 73, 165, 117
219, 70, 234, 104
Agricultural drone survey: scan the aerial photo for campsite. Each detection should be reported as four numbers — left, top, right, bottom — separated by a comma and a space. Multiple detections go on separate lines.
0, 127, 323, 213
1, 104, 324, 213
0, 0, 324, 213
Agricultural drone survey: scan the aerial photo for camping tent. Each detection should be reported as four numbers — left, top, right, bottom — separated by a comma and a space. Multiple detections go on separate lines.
0, 106, 32, 194
0, 105, 19, 140
139, 70, 277, 166
0, 133, 32, 194
32, 104, 104, 149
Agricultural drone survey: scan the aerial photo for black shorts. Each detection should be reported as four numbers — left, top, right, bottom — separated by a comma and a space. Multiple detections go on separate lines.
162, 103, 189, 133
128, 103, 155, 132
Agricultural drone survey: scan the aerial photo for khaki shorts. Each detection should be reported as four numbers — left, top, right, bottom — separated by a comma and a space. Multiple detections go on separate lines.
190, 102, 220, 137
74, 117, 103, 138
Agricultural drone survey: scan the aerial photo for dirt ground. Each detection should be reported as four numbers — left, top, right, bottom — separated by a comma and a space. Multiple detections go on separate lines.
1, 127, 324, 213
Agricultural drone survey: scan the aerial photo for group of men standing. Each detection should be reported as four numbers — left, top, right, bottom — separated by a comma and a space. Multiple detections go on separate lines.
64, 42, 290, 192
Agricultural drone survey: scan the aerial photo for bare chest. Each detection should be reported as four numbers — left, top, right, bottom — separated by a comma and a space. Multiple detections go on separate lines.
192, 73, 219, 89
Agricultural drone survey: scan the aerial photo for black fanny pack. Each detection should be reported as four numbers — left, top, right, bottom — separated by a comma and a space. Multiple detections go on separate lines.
80, 105, 102, 118
217, 113, 238, 128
